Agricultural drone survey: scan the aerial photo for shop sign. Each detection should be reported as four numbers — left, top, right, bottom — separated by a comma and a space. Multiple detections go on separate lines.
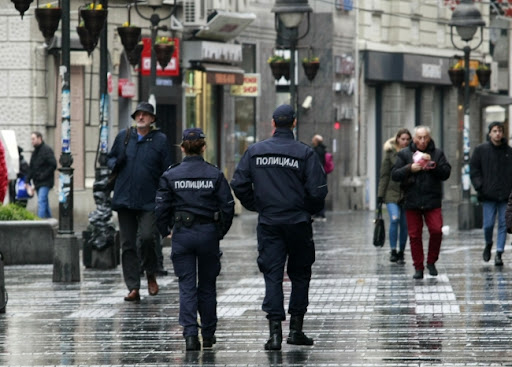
140, 37, 180, 77
118, 78, 136, 98
230, 73, 260, 96
206, 72, 243, 85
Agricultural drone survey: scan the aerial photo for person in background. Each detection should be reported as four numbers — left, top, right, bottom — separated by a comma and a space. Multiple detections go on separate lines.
0, 140, 8, 204
155, 128, 234, 351
470, 121, 512, 266
391, 126, 451, 279
231, 104, 327, 351
377, 128, 412, 263
27, 131, 57, 218
107, 102, 171, 302
311, 134, 327, 221
8, 146, 30, 207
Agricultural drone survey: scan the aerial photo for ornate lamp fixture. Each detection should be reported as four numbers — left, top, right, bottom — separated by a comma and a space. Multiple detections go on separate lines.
448, 0, 485, 230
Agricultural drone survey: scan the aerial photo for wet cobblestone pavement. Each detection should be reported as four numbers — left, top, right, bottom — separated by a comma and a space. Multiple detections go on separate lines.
3, 204, 512, 366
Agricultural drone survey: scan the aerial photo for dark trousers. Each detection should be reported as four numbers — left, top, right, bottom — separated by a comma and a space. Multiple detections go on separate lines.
118, 209, 158, 291
171, 223, 220, 337
406, 208, 443, 271
256, 222, 315, 321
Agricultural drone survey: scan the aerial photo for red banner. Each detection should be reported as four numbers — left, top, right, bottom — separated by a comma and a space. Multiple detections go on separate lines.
140, 37, 180, 77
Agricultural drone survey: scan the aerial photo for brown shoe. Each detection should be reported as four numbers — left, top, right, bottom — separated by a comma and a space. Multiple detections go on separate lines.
147, 274, 159, 296
124, 289, 140, 302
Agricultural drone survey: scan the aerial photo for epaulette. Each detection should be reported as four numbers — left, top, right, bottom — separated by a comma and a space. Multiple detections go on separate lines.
205, 161, 219, 169
166, 162, 181, 171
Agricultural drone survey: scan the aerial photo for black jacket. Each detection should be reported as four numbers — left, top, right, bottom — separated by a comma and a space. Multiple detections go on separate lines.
470, 139, 512, 202
107, 127, 171, 211
391, 139, 451, 210
27, 142, 57, 190
231, 128, 328, 224
313, 143, 326, 166
155, 155, 235, 238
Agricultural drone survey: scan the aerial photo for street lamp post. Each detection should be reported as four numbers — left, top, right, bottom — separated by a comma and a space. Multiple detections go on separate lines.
12, 0, 110, 280
449, 0, 485, 230
134, 0, 177, 106
272, 0, 312, 135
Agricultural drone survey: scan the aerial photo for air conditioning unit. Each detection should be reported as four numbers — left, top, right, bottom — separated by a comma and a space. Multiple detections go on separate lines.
181, 0, 208, 27
209, 0, 227, 10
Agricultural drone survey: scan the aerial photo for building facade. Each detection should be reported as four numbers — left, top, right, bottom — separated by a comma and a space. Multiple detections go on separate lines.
0, 0, 509, 224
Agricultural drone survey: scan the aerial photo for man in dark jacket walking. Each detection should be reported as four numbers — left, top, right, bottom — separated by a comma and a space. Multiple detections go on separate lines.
231, 104, 327, 351
470, 121, 512, 266
107, 102, 171, 302
27, 131, 57, 218
392, 126, 451, 279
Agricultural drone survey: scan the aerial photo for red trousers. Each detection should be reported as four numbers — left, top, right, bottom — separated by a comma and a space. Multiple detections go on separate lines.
405, 208, 443, 271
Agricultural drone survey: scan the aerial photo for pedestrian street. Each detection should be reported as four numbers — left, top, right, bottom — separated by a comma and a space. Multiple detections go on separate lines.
3, 204, 512, 366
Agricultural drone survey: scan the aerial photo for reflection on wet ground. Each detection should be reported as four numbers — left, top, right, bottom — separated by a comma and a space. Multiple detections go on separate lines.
3, 204, 512, 365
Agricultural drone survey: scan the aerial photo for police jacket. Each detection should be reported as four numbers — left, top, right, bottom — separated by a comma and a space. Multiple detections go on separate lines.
27, 142, 57, 190
391, 139, 451, 210
377, 138, 402, 204
230, 128, 328, 225
107, 126, 171, 211
470, 139, 512, 202
155, 155, 235, 238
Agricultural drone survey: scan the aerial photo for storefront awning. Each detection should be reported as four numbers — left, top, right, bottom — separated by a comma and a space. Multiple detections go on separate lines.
479, 93, 512, 106
200, 63, 244, 85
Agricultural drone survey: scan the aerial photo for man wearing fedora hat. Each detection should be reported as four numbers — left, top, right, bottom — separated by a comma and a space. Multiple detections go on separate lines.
108, 102, 171, 302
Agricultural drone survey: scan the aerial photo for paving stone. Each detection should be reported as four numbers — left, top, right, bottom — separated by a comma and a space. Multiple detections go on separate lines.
3, 205, 512, 365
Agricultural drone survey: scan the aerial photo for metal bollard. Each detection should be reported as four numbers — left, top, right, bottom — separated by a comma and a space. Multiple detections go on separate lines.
0, 251, 6, 313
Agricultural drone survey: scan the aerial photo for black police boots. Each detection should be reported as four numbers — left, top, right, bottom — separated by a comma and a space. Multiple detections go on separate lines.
185, 336, 201, 351
264, 320, 282, 350
287, 315, 314, 346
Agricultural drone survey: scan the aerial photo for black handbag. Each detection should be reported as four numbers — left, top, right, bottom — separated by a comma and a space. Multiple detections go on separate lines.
373, 202, 385, 247
106, 127, 131, 192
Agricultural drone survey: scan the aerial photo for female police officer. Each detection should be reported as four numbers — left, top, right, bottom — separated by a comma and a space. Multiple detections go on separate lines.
155, 128, 235, 351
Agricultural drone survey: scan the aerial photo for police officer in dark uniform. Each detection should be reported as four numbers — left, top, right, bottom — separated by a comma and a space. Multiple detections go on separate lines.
155, 128, 235, 351
231, 104, 328, 351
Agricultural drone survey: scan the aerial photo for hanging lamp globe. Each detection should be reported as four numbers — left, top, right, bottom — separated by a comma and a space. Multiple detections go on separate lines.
271, 0, 312, 29
449, 0, 485, 42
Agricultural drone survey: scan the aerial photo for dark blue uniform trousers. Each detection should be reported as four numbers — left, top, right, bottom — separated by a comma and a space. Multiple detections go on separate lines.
171, 223, 221, 337
256, 222, 315, 321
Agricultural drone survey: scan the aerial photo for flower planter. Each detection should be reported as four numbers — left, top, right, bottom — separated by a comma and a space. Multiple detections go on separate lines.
76, 26, 98, 55
11, 0, 33, 18
476, 69, 491, 88
80, 9, 108, 40
117, 26, 141, 54
154, 43, 175, 69
448, 68, 464, 88
269, 61, 290, 80
35, 7, 62, 43
0, 219, 58, 265
302, 61, 320, 82
127, 43, 144, 67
